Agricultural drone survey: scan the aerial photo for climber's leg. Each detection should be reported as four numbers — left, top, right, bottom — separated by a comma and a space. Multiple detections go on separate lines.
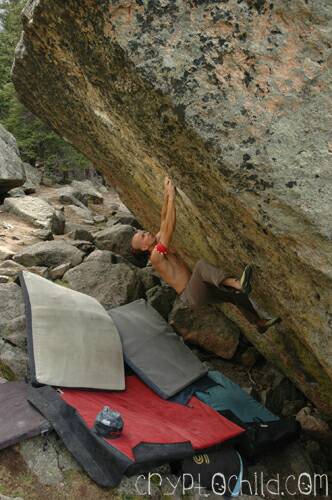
179, 259, 239, 309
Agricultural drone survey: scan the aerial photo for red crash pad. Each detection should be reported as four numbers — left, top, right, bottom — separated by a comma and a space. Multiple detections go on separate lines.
61, 375, 244, 460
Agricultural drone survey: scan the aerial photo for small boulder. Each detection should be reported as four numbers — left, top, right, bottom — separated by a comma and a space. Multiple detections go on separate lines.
296, 407, 331, 439
22, 162, 42, 193
138, 266, 161, 292
265, 377, 307, 415
93, 214, 107, 223
64, 204, 94, 224
0, 260, 25, 279
241, 346, 261, 368
169, 299, 240, 360
3, 196, 65, 234
94, 224, 147, 267
0, 247, 14, 261
106, 211, 141, 229
32, 228, 54, 241
57, 185, 87, 209
146, 284, 177, 320
85, 249, 127, 265
49, 262, 71, 280
0, 338, 27, 379
71, 179, 104, 205
13, 240, 84, 268
67, 239, 95, 254
1, 315, 26, 348
8, 187, 26, 197
0, 275, 10, 284
66, 227, 94, 242
27, 266, 49, 278
0, 282, 24, 325
63, 260, 144, 307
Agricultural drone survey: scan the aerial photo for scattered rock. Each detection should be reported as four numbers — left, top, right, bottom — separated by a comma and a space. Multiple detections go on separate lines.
27, 266, 50, 278
22, 162, 42, 193
241, 346, 261, 368
13, 240, 84, 268
85, 249, 127, 265
94, 224, 146, 266
296, 407, 331, 439
3, 196, 65, 234
0, 275, 10, 283
56, 185, 87, 209
53, 208, 66, 234
67, 239, 95, 254
71, 179, 104, 205
266, 377, 307, 415
1, 314, 26, 348
0, 338, 27, 379
66, 227, 94, 242
64, 204, 94, 224
169, 299, 240, 360
8, 187, 25, 197
93, 214, 106, 223
146, 284, 177, 320
138, 265, 161, 292
19, 433, 81, 486
49, 262, 72, 280
64, 260, 144, 307
0, 247, 14, 261
0, 124, 25, 194
281, 399, 306, 417
32, 228, 54, 240
0, 260, 25, 279
106, 211, 141, 229
0, 282, 25, 325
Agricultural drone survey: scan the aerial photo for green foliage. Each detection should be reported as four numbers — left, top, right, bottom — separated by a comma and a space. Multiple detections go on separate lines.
0, 0, 89, 170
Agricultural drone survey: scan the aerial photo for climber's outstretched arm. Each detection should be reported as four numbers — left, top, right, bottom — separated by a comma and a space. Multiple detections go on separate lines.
158, 178, 176, 248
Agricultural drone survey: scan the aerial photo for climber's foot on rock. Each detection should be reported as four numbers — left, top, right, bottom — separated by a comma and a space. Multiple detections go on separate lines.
240, 263, 253, 295
257, 317, 281, 334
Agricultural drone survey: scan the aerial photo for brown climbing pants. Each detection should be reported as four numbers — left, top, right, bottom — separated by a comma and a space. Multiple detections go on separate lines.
179, 259, 261, 325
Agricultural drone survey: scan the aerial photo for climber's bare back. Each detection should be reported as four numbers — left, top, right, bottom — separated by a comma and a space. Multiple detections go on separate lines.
149, 246, 192, 294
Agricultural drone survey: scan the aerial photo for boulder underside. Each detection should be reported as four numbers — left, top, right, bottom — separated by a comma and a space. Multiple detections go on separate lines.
12, 0, 332, 414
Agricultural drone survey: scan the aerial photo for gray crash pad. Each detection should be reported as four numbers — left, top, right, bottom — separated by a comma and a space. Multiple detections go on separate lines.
109, 299, 207, 398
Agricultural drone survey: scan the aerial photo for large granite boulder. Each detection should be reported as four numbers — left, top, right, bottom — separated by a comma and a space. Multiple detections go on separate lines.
0, 124, 25, 194
11, 0, 332, 414
169, 299, 241, 360
13, 240, 84, 268
63, 259, 144, 307
3, 196, 65, 234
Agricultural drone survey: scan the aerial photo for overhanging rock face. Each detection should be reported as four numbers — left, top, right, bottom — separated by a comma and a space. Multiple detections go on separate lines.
12, 0, 332, 414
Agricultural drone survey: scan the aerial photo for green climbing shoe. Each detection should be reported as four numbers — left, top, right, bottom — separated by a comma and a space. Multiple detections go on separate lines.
240, 264, 253, 295
257, 317, 282, 334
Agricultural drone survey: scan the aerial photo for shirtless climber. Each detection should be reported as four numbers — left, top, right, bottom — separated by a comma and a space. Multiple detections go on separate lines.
131, 176, 281, 333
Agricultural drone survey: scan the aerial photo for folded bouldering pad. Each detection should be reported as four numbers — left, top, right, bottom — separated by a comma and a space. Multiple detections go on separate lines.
195, 371, 279, 423
0, 381, 51, 450
109, 299, 207, 398
28, 375, 244, 487
20, 270, 124, 390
